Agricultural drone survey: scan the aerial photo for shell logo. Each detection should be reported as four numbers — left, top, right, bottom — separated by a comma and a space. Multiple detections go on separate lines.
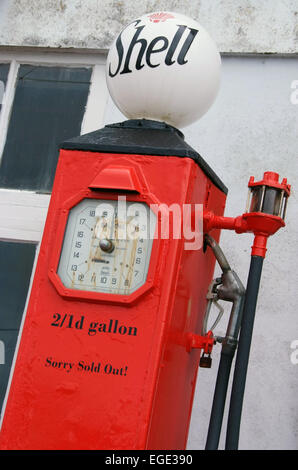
106, 11, 221, 128
148, 12, 175, 23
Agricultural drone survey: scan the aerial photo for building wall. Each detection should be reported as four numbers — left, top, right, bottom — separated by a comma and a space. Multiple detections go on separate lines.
0, 0, 297, 450
0, 0, 298, 54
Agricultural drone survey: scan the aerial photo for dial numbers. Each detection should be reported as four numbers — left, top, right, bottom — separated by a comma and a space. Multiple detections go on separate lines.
57, 199, 156, 295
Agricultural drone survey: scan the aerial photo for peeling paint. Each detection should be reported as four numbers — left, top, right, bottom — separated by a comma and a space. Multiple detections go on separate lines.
0, 0, 297, 53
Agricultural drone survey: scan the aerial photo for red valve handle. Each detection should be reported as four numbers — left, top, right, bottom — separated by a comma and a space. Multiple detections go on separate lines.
186, 330, 215, 354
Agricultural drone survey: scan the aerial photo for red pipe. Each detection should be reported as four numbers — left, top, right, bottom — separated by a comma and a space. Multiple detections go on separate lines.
203, 210, 284, 259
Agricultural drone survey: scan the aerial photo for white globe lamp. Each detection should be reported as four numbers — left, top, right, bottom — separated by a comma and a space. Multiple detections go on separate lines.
106, 11, 221, 128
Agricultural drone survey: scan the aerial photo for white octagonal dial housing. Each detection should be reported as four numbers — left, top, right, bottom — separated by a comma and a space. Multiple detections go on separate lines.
57, 198, 156, 295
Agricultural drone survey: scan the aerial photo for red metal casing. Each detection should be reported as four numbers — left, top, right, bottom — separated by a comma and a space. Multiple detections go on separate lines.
0, 139, 226, 449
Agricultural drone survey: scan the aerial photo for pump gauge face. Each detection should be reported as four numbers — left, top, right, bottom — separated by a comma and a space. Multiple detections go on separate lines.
57, 198, 156, 295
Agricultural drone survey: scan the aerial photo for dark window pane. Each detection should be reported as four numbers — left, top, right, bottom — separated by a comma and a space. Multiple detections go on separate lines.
0, 241, 36, 412
0, 63, 10, 114
0, 331, 19, 411
0, 65, 92, 192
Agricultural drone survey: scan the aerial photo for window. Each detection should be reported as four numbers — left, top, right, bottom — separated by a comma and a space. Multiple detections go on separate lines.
0, 65, 92, 192
0, 50, 109, 415
0, 241, 36, 409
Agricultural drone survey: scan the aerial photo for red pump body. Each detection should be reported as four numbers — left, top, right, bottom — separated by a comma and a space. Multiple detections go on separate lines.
0, 121, 226, 450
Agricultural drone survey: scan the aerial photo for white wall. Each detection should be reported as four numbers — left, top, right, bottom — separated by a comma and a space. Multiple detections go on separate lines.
186, 56, 298, 450
0, 0, 297, 53
0, 0, 297, 451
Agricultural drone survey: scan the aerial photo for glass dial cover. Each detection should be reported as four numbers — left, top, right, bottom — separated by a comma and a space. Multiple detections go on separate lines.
57, 198, 156, 295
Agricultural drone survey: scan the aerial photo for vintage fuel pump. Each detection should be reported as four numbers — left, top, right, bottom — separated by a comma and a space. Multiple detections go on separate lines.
0, 12, 290, 450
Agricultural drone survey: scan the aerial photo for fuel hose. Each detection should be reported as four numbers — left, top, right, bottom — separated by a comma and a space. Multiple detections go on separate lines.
225, 255, 264, 450
204, 235, 245, 450
205, 348, 236, 449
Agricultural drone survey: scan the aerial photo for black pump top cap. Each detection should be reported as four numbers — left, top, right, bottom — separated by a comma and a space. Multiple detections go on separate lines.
61, 119, 228, 195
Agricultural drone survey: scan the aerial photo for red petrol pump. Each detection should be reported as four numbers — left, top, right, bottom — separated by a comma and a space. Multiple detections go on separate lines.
0, 118, 227, 450
0, 11, 290, 451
